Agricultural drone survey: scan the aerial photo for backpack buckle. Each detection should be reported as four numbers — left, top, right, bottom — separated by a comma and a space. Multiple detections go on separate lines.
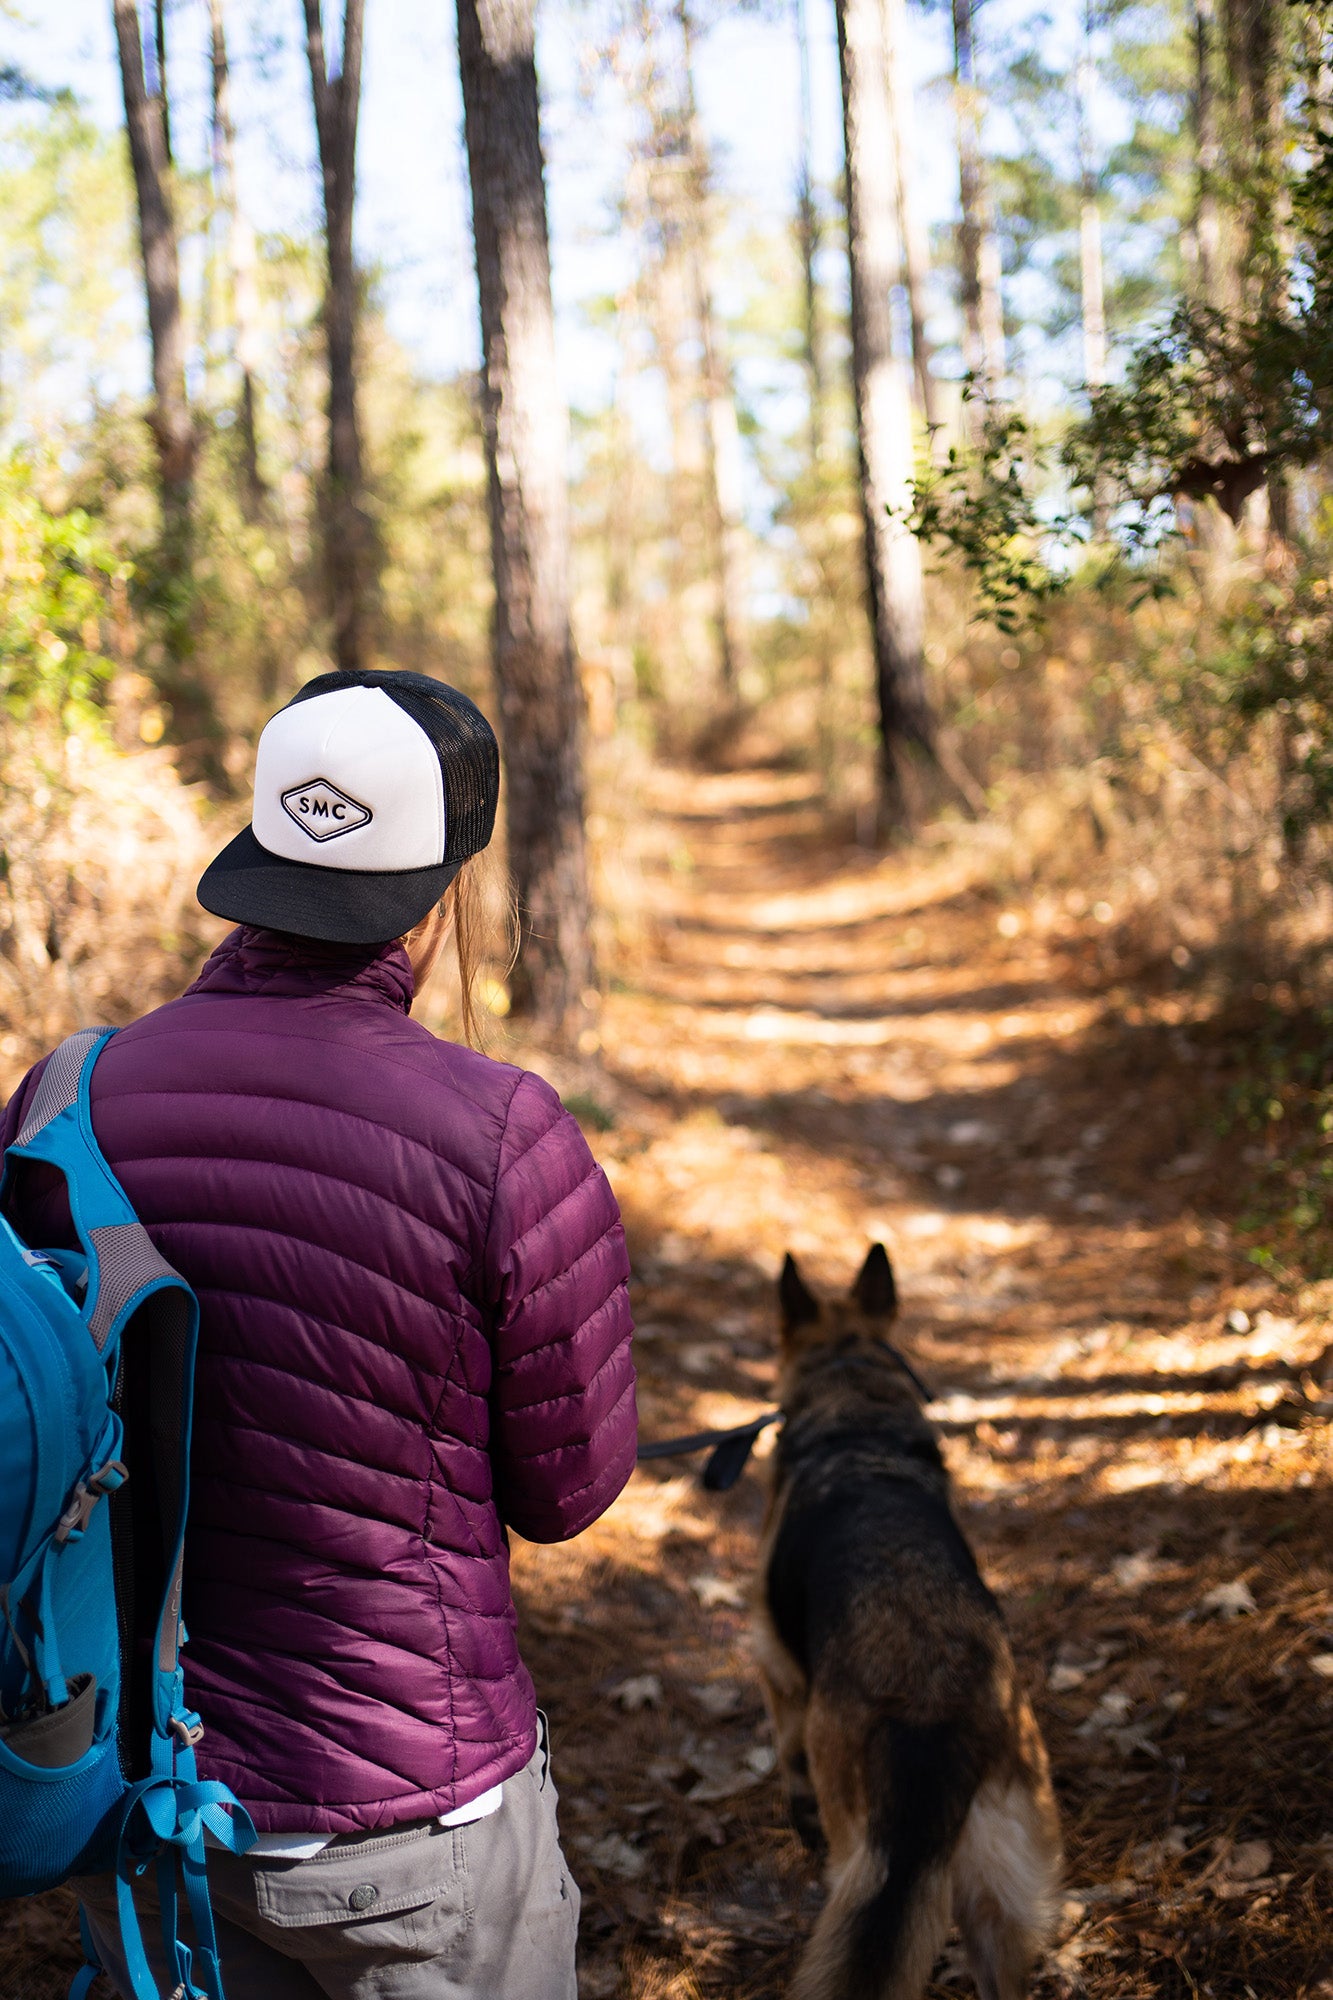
53, 1461, 129, 1545
169, 1710, 205, 1748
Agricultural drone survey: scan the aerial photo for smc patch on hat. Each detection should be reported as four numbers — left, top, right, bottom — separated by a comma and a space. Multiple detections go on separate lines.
198, 669, 499, 945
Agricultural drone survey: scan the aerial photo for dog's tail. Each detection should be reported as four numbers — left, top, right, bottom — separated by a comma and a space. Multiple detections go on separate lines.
952, 1742, 1063, 2000
791, 1719, 975, 2000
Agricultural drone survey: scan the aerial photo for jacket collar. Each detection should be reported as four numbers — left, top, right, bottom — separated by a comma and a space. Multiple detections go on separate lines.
187, 927, 415, 1014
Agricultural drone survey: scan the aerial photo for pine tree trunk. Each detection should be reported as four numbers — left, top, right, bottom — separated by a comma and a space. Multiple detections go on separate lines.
1220, 0, 1287, 537
835, 0, 934, 832
1076, 6, 1106, 392
1076, 3, 1110, 537
794, 0, 824, 464
677, 0, 749, 697
950, 0, 1003, 407
303, 0, 376, 674
882, 0, 938, 429
113, 0, 193, 540
641, 167, 702, 686
1224, 0, 1285, 308
153, 0, 172, 166
210, 0, 266, 519
456, 0, 594, 1037
1190, 0, 1225, 308
628, 0, 716, 697
113, 0, 224, 779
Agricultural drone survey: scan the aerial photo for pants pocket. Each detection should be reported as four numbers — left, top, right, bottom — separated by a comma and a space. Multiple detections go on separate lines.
250, 1822, 470, 1963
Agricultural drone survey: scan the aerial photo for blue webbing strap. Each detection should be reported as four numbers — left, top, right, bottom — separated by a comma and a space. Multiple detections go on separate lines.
156, 1845, 197, 2000
108, 1712, 257, 2000
181, 1831, 225, 1999
149, 1721, 251, 2000
69, 1905, 103, 2000
112, 1855, 160, 2000
109, 1746, 257, 2000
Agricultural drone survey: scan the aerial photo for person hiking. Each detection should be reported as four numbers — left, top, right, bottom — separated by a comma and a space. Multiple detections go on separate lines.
0, 667, 637, 2000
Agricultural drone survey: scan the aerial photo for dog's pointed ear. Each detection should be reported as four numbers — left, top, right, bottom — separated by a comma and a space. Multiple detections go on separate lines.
852, 1243, 898, 1320
779, 1253, 820, 1329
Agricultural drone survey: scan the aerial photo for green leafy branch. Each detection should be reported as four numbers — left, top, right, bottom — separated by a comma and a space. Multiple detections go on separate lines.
0, 457, 126, 726
904, 397, 1086, 632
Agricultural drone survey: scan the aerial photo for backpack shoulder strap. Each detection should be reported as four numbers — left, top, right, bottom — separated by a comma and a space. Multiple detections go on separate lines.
7, 1029, 182, 1354
12, 1028, 111, 1151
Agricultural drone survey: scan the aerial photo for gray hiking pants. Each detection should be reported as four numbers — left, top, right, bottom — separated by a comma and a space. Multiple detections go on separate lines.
77, 1734, 580, 2000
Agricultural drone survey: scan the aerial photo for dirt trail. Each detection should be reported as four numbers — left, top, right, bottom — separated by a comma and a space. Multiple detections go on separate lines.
4, 765, 1332, 1999
514, 766, 1333, 1999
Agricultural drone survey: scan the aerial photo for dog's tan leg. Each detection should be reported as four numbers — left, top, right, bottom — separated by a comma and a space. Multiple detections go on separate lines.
952, 1762, 1062, 2000
752, 1611, 822, 1850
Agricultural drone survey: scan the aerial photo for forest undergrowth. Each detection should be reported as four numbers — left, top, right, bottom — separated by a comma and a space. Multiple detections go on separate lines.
5, 756, 1331, 2000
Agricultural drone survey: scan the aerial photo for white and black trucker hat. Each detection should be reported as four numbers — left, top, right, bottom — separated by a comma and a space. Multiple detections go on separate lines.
197, 669, 499, 945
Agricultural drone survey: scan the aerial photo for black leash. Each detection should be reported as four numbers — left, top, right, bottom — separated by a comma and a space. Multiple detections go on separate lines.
635, 1411, 783, 1492
635, 1347, 936, 1493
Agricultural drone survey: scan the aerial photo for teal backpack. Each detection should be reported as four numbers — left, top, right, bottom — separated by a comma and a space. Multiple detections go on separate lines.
0, 1028, 256, 1998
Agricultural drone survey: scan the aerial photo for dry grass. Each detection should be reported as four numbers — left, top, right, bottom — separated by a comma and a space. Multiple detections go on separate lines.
0, 717, 227, 1095
924, 563, 1333, 997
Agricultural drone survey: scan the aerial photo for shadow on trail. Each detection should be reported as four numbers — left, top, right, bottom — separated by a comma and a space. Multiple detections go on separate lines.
514, 1391, 1333, 2000
631, 977, 1046, 1022
543, 763, 1333, 1998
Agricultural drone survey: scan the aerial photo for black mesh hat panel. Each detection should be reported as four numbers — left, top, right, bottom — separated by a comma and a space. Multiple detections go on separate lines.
287, 670, 499, 865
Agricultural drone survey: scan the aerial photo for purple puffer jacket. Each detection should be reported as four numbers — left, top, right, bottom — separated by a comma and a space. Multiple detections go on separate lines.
0, 928, 636, 1834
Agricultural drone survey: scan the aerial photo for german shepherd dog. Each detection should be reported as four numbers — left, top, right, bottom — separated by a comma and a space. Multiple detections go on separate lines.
752, 1246, 1061, 2000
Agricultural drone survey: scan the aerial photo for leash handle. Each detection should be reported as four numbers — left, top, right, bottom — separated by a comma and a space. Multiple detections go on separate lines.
635, 1411, 781, 1463
636, 1410, 782, 1491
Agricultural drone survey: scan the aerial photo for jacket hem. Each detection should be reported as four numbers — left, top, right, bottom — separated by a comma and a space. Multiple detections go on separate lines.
205, 1722, 540, 1838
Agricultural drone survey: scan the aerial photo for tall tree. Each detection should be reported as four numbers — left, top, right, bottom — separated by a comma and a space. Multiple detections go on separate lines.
1076, 0, 1107, 391
884, 0, 940, 428
112, 0, 194, 544
835, 0, 934, 829
676, 0, 750, 695
153, 0, 172, 164
112, 0, 226, 778
302, 0, 376, 672
794, 0, 824, 462
1222, 0, 1291, 533
950, 0, 1004, 402
457, 0, 595, 1035
210, 0, 266, 517
1221, 0, 1286, 311
1190, 0, 1225, 308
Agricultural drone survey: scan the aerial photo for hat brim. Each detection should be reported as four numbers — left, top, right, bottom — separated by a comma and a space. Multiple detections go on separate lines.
198, 826, 462, 946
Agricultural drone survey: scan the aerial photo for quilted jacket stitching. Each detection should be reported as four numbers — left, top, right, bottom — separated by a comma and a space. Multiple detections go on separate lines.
496, 1222, 625, 1338
149, 1215, 470, 1319
189, 1287, 470, 1392
100, 1089, 499, 1198
0, 932, 636, 1832
103, 1146, 494, 1249
503, 1375, 636, 1471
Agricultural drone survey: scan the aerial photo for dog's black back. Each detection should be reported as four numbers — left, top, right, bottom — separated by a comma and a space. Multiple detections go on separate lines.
767, 1448, 1001, 1696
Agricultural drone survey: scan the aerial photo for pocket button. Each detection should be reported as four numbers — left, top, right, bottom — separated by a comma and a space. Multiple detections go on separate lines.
348, 1883, 379, 1912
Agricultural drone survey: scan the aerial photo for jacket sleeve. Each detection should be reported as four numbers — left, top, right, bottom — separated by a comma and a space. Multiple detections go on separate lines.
483, 1069, 636, 1543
